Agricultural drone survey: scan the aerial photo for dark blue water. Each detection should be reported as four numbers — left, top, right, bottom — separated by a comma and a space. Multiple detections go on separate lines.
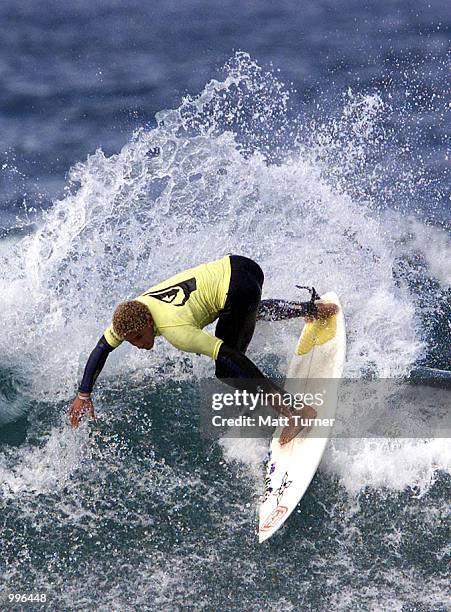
0, 1, 450, 610
1, 0, 449, 220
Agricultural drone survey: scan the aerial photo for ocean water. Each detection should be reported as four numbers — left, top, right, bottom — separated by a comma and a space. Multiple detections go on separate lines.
0, 1, 450, 610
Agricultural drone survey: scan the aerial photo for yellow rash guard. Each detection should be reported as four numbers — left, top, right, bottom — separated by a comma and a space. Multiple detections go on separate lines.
103, 255, 231, 359
78, 255, 319, 396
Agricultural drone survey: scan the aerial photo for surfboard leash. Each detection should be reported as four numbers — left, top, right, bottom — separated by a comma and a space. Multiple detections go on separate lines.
295, 285, 321, 317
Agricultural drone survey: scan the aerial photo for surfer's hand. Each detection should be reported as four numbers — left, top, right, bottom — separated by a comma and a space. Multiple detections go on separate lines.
69, 395, 96, 428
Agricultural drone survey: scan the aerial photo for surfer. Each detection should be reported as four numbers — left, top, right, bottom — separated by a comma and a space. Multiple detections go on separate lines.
69, 255, 337, 444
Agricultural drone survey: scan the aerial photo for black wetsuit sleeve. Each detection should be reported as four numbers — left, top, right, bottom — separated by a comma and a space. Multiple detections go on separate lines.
215, 344, 285, 395
257, 299, 318, 321
78, 335, 115, 393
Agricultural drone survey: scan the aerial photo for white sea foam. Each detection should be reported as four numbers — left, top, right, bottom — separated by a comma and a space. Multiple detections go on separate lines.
324, 437, 450, 495
0, 53, 448, 499
0, 422, 88, 498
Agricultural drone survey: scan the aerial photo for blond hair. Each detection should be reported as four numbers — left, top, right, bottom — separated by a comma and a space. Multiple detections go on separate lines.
112, 300, 153, 338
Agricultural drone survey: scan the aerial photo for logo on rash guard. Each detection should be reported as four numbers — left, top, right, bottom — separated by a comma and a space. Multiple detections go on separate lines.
143, 278, 197, 306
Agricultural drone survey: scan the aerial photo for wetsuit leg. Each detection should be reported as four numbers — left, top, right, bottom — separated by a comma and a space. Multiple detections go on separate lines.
215, 255, 264, 388
215, 255, 264, 381
257, 299, 318, 321
214, 257, 292, 405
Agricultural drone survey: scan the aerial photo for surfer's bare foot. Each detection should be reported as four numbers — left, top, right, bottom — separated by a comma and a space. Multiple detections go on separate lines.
315, 303, 338, 319
279, 404, 317, 446
303, 302, 338, 322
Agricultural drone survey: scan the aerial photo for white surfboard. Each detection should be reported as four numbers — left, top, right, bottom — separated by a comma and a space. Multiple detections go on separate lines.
258, 292, 346, 543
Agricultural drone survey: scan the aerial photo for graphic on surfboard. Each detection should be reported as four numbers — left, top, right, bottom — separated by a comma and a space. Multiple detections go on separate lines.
258, 291, 346, 543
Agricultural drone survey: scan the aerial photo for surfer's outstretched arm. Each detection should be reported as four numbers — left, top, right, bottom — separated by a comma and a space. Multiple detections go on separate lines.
78, 336, 114, 394
69, 336, 114, 427
257, 299, 337, 321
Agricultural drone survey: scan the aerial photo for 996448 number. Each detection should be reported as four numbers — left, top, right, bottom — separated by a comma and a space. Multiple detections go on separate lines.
8, 594, 47, 603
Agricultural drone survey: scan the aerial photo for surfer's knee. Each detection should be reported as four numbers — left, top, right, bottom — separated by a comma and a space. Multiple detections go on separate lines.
215, 360, 228, 381
215, 343, 265, 382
